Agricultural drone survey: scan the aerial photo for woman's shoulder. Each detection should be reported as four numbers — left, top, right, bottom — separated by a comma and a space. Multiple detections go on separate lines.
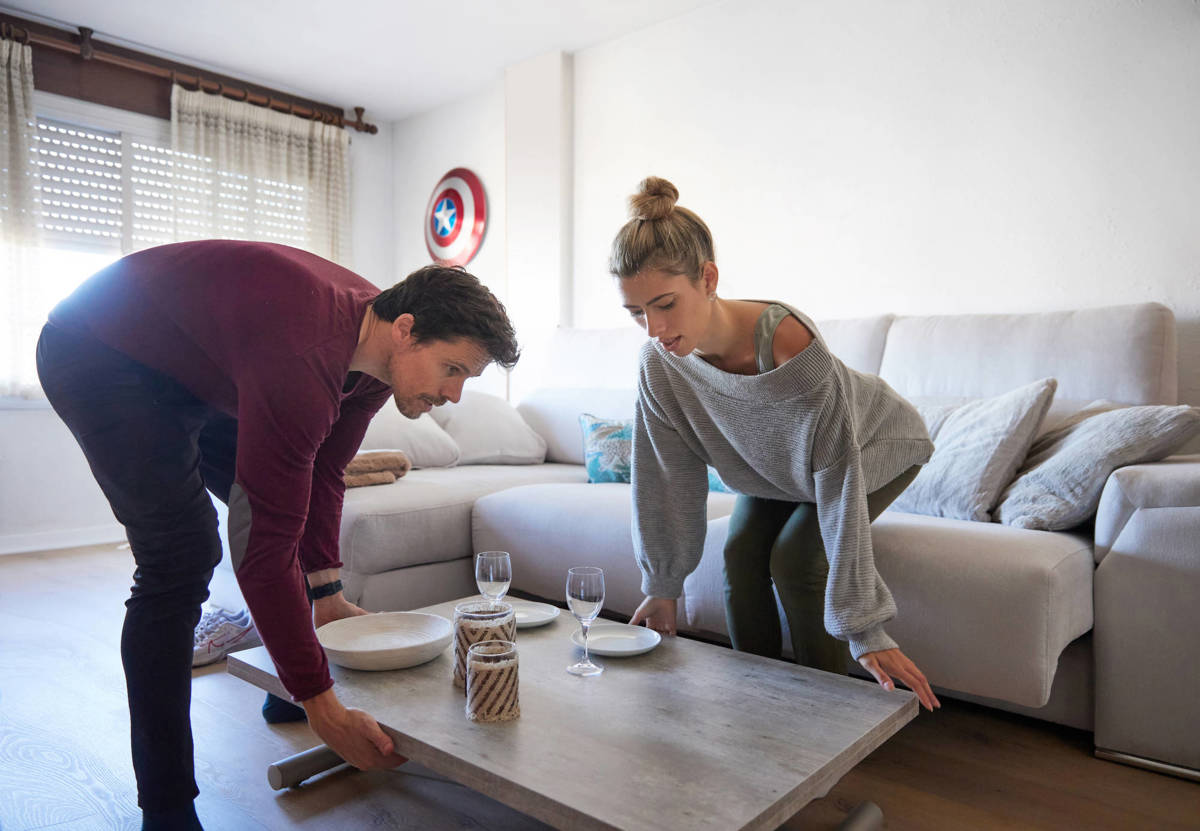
772, 313, 815, 366
745, 300, 819, 368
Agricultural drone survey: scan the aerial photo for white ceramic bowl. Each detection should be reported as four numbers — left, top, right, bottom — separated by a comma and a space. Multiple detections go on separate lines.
316, 612, 453, 671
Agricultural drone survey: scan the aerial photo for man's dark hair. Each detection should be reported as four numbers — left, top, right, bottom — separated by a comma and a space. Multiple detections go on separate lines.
373, 265, 519, 370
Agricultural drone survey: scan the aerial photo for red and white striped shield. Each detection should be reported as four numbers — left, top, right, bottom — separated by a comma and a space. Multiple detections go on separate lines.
424, 168, 487, 267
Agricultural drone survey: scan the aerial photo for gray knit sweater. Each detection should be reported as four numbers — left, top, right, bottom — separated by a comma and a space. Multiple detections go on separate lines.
631, 304, 934, 659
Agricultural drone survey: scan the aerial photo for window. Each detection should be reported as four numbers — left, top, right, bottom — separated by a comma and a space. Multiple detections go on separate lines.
32, 115, 312, 255
3, 92, 342, 399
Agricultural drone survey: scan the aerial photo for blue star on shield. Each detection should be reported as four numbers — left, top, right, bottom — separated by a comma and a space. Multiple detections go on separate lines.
434, 197, 457, 237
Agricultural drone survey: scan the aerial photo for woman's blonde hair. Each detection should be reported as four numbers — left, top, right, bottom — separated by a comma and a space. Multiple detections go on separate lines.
608, 177, 715, 281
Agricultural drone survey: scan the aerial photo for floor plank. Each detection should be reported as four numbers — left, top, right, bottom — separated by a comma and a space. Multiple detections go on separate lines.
1, 543, 1197, 830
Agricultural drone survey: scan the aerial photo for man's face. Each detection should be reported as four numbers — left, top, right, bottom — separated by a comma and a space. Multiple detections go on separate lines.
386, 334, 490, 419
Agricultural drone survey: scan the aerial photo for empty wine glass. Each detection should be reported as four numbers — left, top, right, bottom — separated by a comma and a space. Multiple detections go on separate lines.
566, 566, 605, 676
475, 551, 512, 607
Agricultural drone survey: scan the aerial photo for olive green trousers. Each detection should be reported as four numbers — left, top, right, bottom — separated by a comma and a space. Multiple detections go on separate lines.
721, 464, 921, 672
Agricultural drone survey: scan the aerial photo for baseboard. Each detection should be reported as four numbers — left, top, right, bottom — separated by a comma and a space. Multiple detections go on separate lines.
0, 524, 125, 556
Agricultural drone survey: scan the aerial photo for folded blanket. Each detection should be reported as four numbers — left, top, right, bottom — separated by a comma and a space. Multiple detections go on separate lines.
344, 470, 397, 488
345, 450, 412, 477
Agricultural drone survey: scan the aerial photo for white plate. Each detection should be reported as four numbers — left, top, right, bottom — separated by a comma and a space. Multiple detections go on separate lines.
570, 623, 662, 657
316, 612, 452, 671
509, 599, 561, 629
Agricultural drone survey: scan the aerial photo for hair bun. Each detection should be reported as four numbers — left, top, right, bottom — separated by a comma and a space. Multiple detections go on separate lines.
629, 176, 679, 222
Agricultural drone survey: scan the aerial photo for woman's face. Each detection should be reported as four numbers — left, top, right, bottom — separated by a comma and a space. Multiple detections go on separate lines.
619, 266, 714, 356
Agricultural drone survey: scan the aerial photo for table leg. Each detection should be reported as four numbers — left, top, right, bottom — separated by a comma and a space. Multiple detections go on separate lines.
267, 744, 347, 790
837, 801, 883, 831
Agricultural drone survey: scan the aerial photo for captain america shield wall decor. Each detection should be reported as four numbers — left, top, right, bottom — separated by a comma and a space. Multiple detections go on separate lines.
424, 168, 487, 266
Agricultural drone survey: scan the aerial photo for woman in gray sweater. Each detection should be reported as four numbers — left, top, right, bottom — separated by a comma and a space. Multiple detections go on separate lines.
617, 177, 939, 711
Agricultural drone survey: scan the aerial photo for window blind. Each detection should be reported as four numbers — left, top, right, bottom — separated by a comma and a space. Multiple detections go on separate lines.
31, 116, 312, 255
32, 119, 123, 253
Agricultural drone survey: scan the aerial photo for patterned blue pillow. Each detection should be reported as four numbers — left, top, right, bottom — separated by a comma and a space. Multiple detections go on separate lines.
579, 414, 632, 483
578, 413, 735, 493
707, 467, 733, 493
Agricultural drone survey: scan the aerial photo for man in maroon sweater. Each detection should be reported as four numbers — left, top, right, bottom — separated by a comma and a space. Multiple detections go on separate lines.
36, 240, 519, 830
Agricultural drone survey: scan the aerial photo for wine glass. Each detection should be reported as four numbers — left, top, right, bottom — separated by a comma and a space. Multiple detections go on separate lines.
566, 566, 605, 676
475, 551, 512, 607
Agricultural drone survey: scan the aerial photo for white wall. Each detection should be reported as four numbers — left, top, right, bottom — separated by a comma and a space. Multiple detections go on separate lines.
504, 52, 576, 402
0, 99, 397, 555
391, 82, 509, 397
350, 120, 396, 287
571, 0, 1200, 410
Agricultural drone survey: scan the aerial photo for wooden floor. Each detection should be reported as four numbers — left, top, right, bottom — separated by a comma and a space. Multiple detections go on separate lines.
2, 544, 1197, 831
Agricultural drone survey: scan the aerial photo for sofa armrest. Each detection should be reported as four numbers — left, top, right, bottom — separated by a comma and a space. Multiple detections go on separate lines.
1092, 454, 1200, 773
1093, 454, 1200, 563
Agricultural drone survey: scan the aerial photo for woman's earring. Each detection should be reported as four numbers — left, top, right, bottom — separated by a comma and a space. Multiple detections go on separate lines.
708, 294, 716, 302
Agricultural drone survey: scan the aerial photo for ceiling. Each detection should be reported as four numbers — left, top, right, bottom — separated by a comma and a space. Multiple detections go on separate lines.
6, 0, 720, 121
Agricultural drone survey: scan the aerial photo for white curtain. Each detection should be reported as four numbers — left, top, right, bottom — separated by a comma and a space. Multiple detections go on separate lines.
170, 85, 351, 265
0, 37, 42, 398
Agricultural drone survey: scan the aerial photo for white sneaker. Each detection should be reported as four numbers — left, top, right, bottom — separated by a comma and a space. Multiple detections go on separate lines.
193, 606, 262, 667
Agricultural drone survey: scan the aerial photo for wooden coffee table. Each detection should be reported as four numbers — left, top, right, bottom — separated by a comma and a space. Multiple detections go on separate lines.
227, 597, 915, 830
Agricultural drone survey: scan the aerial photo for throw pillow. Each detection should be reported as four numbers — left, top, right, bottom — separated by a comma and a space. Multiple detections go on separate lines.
995, 402, 1200, 530
579, 414, 633, 483
578, 414, 736, 493
430, 391, 547, 465
359, 408, 460, 469
890, 378, 1057, 522
708, 467, 733, 494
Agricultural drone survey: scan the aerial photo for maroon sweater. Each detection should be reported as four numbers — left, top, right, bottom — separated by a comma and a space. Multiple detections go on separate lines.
49, 240, 392, 701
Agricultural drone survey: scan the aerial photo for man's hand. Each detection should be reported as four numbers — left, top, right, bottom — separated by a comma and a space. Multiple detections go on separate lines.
307, 568, 370, 629
313, 593, 370, 629
857, 648, 941, 712
628, 596, 677, 636
301, 688, 408, 770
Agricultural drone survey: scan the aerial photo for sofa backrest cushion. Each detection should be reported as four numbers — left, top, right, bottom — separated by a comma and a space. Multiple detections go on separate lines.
878, 302, 1177, 415
510, 325, 646, 402
518, 388, 639, 464
814, 314, 894, 375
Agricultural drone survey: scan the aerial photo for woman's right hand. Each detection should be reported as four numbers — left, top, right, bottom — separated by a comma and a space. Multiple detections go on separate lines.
629, 596, 677, 636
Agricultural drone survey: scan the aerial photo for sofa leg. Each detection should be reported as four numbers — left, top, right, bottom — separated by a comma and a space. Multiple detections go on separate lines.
837, 801, 884, 831
1095, 748, 1200, 783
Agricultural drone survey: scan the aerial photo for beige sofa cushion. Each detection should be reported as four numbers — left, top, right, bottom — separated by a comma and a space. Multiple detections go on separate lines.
339, 464, 585, 575
871, 510, 1093, 708
473, 482, 736, 618
878, 302, 1177, 408
680, 509, 1094, 711
517, 388, 638, 464
815, 314, 894, 375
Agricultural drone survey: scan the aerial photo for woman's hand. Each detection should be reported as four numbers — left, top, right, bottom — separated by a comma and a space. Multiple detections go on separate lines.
628, 596, 677, 635
858, 648, 940, 712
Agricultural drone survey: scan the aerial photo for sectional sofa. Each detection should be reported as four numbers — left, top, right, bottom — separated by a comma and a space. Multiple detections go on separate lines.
328, 301, 1198, 781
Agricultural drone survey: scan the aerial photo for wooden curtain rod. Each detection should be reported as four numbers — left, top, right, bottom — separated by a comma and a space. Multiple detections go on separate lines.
0, 20, 378, 134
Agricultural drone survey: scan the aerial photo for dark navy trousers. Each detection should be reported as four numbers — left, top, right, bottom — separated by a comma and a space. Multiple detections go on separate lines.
37, 321, 238, 821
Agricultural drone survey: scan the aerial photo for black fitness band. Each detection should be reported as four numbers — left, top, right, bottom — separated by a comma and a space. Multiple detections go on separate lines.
306, 579, 343, 601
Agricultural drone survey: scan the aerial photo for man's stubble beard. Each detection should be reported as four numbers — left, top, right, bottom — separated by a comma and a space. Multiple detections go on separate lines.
387, 353, 420, 420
